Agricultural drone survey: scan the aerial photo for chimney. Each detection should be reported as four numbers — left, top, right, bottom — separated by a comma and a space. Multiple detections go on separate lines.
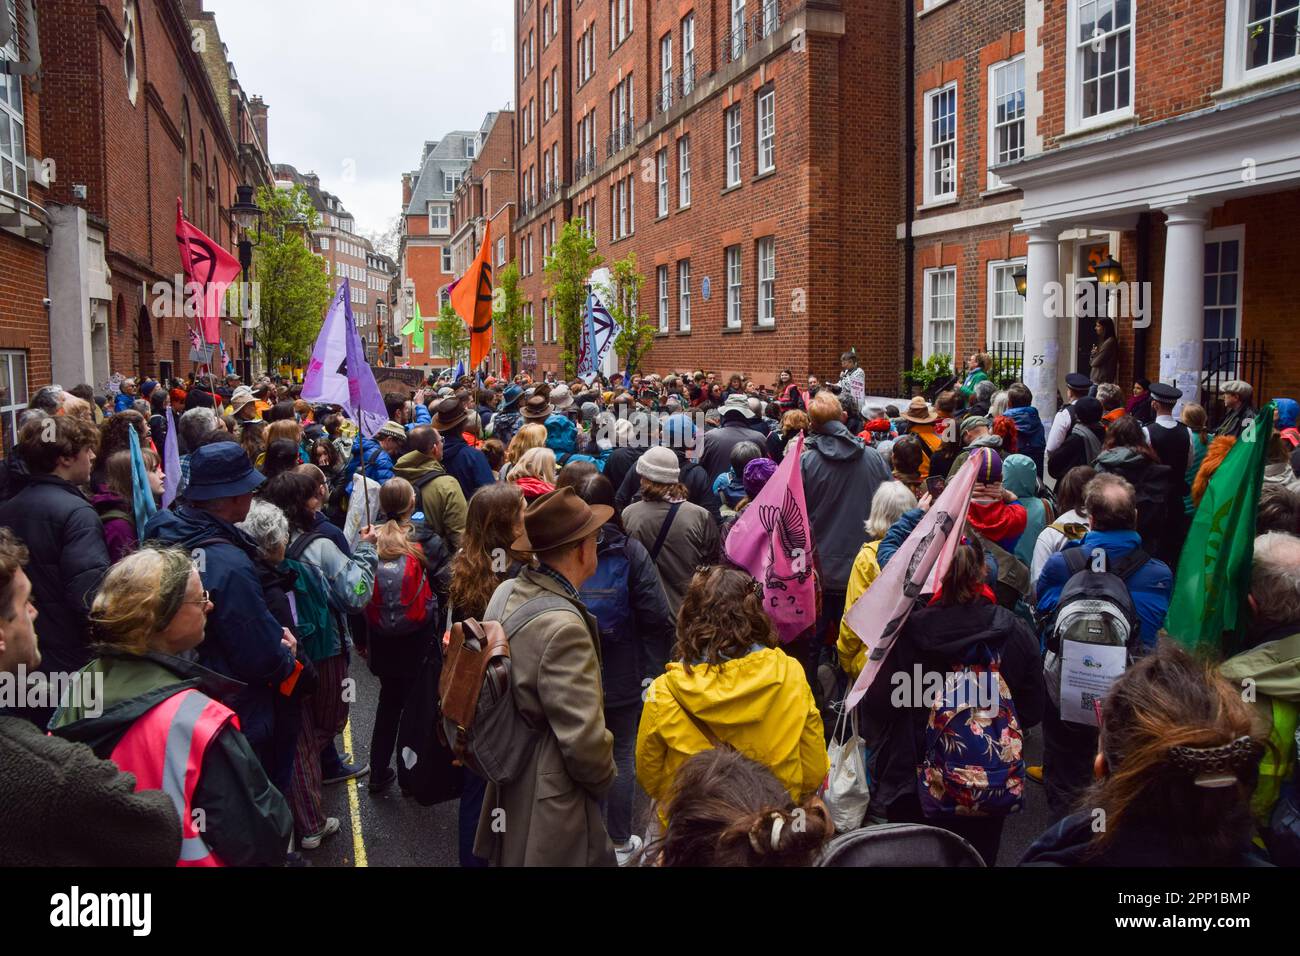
248, 95, 269, 157
402, 172, 413, 207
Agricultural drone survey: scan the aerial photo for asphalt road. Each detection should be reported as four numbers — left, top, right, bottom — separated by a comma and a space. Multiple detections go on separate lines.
306, 659, 1054, 868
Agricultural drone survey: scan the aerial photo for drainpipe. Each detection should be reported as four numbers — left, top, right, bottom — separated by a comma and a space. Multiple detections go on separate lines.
902, 0, 916, 386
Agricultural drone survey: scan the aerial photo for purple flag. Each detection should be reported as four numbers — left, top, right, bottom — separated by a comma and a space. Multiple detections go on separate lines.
723, 433, 816, 643
341, 280, 388, 438
302, 285, 349, 407
841, 454, 980, 710
162, 405, 182, 507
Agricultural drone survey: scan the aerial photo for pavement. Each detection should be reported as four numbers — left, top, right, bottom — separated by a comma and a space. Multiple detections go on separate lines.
306, 659, 1054, 868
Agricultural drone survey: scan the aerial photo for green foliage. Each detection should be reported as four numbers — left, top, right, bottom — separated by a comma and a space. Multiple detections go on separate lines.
544, 219, 603, 379
904, 353, 955, 393
492, 261, 527, 371
988, 354, 1023, 389
251, 184, 332, 370
604, 252, 653, 377
431, 300, 469, 365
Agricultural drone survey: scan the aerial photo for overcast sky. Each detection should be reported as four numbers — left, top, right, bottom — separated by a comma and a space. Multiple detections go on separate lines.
205, 0, 515, 237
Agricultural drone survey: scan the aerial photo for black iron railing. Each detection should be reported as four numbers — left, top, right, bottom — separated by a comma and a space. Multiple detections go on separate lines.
679, 62, 697, 98
1202, 338, 1267, 430
541, 179, 564, 201
722, 1, 783, 64
605, 120, 634, 159
985, 341, 1025, 390
573, 148, 598, 181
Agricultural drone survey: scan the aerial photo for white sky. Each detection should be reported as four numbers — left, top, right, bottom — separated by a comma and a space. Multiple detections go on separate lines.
204, 0, 516, 236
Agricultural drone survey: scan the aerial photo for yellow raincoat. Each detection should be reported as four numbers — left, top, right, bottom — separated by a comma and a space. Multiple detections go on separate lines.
836, 539, 884, 679
636, 646, 827, 825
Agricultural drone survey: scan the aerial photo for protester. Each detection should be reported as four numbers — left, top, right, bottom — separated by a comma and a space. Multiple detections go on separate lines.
1181, 401, 1210, 519
569, 473, 674, 865
958, 352, 992, 402
0, 415, 110, 727
52, 547, 293, 866
714, 440, 764, 515
1125, 378, 1154, 424
509, 446, 559, 501
0, 528, 185, 865
1097, 382, 1126, 425
899, 397, 942, 478
1093, 415, 1172, 554
623, 447, 720, 618
889, 434, 926, 500
861, 534, 1044, 865
1002, 453, 1052, 568
636, 566, 827, 829
1022, 643, 1268, 867
489, 384, 526, 447
1216, 379, 1256, 439
432, 397, 495, 500
393, 425, 468, 547
1029, 465, 1095, 590
837, 481, 918, 679
474, 488, 617, 867
1257, 484, 1300, 536
94, 448, 164, 563
614, 414, 720, 520
700, 395, 766, 480
766, 408, 810, 464
543, 412, 602, 471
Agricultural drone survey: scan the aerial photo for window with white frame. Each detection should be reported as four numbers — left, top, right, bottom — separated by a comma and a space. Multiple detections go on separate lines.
429, 203, 450, 231
1203, 227, 1245, 384
1226, 0, 1300, 82
924, 84, 957, 203
987, 261, 1025, 350
730, 0, 746, 60
678, 135, 691, 207
989, 56, 1025, 187
496, 237, 505, 265
656, 148, 668, 216
442, 246, 453, 273
320, 237, 330, 250
1070, 0, 1133, 127
543, 77, 550, 119
0, 0, 27, 202
678, 259, 691, 331
726, 105, 742, 187
550, 67, 558, 115
445, 172, 461, 194
757, 237, 775, 326
682, 13, 696, 95
657, 265, 669, 332
610, 0, 632, 48
757, 87, 775, 174
924, 267, 957, 360
726, 246, 742, 328
660, 34, 673, 111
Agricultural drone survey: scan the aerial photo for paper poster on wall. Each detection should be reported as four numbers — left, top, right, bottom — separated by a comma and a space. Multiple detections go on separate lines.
1060, 640, 1127, 726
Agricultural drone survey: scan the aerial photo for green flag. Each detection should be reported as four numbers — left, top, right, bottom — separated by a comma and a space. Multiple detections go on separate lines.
1166, 402, 1275, 657
399, 299, 424, 338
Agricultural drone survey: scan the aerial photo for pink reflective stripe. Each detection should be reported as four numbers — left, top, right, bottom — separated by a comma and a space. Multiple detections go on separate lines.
110, 688, 235, 868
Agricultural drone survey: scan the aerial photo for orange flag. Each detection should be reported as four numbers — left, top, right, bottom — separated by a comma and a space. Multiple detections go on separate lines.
451, 220, 494, 370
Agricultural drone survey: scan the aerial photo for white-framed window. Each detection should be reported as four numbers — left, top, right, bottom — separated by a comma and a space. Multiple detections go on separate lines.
467, 137, 477, 159
1203, 226, 1246, 384
320, 237, 330, 250
730, 0, 747, 60
757, 87, 775, 174
682, 13, 696, 95
726, 105, 742, 187
610, 0, 632, 47
1067, 0, 1134, 131
988, 56, 1025, 188
657, 265, 669, 332
678, 259, 691, 331
442, 246, 453, 272
496, 237, 505, 265
1225, 0, 1300, 85
429, 203, 449, 231
656, 147, 668, 216
986, 260, 1026, 350
660, 33, 673, 111
726, 245, 742, 328
924, 84, 957, 203
543, 77, 550, 119
678, 135, 691, 208
0, 0, 27, 202
923, 266, 957, 361
550, 67, 558, 115
0, 349, 27, 453
444, 172, 461, 194
757, 237, 775, 327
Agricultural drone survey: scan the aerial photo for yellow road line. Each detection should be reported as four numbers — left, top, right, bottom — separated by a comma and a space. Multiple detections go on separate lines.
341, 718, 368, 867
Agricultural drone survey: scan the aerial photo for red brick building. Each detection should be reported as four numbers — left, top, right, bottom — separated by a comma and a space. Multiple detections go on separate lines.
512, 0, 905, 386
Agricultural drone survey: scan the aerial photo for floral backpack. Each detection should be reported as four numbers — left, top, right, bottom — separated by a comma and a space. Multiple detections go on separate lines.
917, 643, 1026, 818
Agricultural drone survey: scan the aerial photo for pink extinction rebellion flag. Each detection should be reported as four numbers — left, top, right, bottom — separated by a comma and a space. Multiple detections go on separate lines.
724, 433, 816, 643
841, 454, 980, 710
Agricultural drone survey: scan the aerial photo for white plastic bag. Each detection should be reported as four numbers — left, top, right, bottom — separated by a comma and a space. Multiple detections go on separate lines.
821, 705, 870, 833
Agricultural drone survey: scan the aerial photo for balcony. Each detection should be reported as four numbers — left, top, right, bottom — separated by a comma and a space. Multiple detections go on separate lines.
519, 195, 537, 218
605, 120, 635, 159
722, 0, 782, 64
541, 179, 565, 201
573, 148, 599, 181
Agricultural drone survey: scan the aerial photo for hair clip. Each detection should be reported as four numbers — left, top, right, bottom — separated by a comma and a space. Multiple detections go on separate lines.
1167, 736, 1262, 785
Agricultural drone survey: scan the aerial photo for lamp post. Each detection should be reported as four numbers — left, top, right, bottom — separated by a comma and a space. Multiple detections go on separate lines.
1095, 253, 1123, 322
1012, 265, 1028, 298
231, 184, 263, 380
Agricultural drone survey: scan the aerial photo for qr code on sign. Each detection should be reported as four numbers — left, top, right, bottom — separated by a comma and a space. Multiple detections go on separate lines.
1081, 692, 1102, 710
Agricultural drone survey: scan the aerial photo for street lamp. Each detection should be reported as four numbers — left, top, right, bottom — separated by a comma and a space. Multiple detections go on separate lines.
1012, 266, 1028, 298
1095, 254, 1124, 288
231, 184, 263, 380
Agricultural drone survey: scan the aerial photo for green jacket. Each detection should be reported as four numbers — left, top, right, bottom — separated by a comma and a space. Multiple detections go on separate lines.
1221, 624, 1300, 831
395, 451, 468, 546
51, 651, 292, 867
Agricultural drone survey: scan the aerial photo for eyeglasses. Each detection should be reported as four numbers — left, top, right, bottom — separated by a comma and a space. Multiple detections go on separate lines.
185, 590, 211, 607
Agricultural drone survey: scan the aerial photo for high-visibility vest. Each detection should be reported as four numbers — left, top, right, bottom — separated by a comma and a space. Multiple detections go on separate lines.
110, 688, 237, 867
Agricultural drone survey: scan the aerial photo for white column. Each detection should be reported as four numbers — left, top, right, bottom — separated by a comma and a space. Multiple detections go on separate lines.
1158, 204, 1208, 407
1022, 224, 1062, 423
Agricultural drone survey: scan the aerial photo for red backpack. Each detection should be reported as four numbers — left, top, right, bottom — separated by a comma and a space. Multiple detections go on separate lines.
366, 554, 436, 636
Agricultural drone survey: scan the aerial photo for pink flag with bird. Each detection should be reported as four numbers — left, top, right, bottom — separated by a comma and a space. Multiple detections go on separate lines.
724, 433, 816, 643
176, 197, 241, 346
841, 453, 981, 710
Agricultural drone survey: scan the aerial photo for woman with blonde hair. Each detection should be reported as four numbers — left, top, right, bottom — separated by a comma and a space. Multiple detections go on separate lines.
499, 422, 548, 481
1180, 402, 1210, 517
50, 546, 293, 866
265, 418, 308, 464
766, 408, 810, 464
636, 566, 827, 828
508, 446, 558, 501
93, 447, 165, 563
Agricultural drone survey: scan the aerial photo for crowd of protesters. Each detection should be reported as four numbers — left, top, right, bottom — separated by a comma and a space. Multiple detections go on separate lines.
0, 350, 1297, 869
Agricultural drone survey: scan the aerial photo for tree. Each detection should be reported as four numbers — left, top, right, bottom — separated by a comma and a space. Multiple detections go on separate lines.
251, 184, 332, 370
544, 218, 603, 379
431, 300, 469, 367
362, 213, 402, 261
604, 252, 652, 377
492, 261, 527, 372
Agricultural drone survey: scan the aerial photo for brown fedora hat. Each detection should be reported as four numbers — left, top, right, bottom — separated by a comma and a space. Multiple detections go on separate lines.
431, 397, 469, 432
511, 487, 613, 553
902, 396, 938, 424
521, 394, 554, 421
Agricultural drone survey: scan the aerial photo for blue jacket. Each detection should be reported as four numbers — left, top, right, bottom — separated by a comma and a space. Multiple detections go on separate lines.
1004, 405, 1046, 478
113, 392, 136, 414
543, 413, 603, 471
441, 431, 495, 502
346, 435, 395, 487
142, 505, 297, 750
1035, 529, 1172, 650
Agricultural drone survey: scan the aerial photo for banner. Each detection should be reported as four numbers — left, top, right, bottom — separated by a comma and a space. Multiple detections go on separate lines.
1167, 403, 1275, 656
451, 220, 494, 369
303, 281, 388, 437
342, 282, 388, 438
577, 291, 616, 385
161, 406, 181, 508
842, 454, 980, 710
175, 197, 241, 345
723, 433, 816, 643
